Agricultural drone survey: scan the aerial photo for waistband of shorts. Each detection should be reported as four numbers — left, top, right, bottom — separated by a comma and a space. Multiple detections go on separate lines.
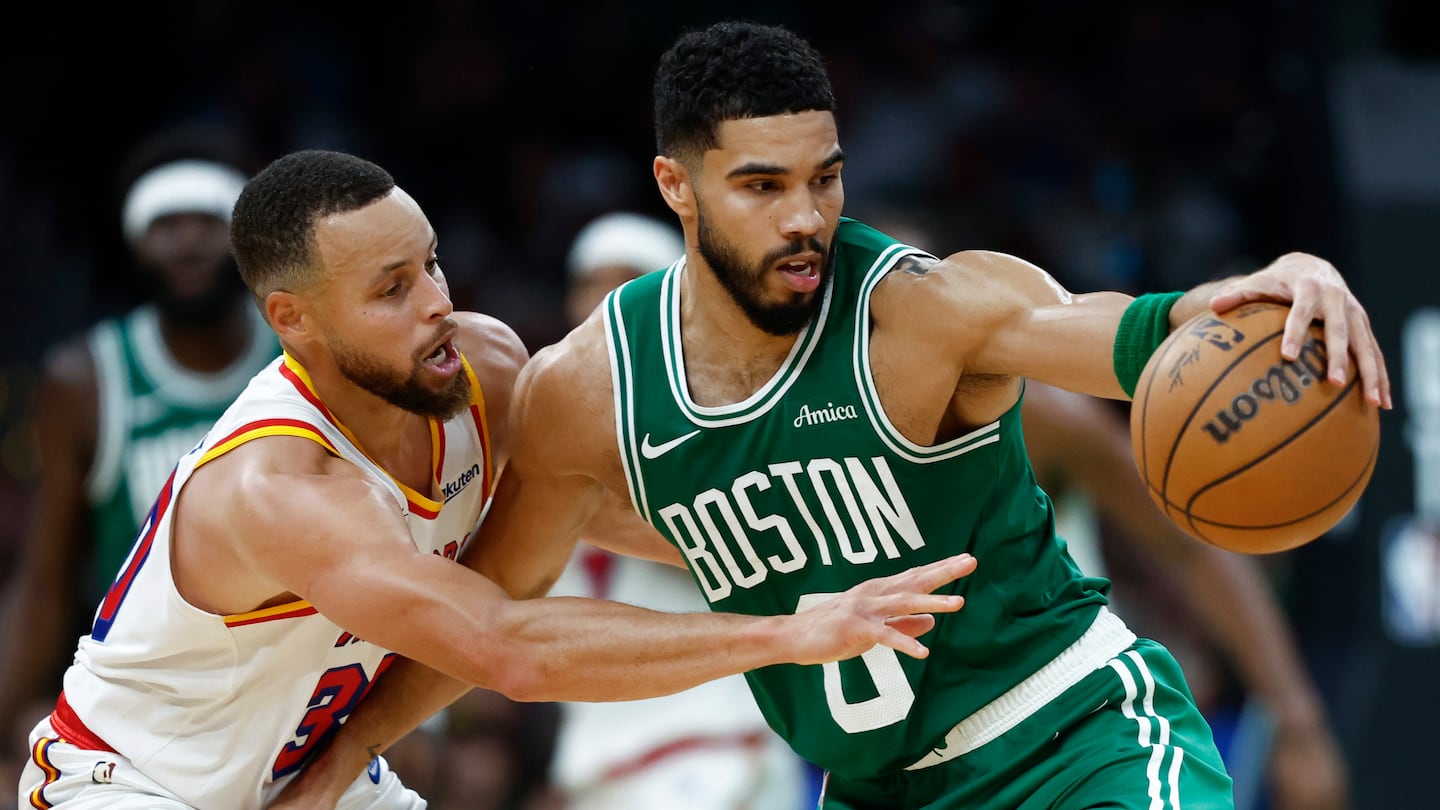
50, 690, 117, 753
905, 606, 1136, 771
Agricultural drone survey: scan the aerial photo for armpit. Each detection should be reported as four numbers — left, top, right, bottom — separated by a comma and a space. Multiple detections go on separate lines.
954, 372, 1013, 395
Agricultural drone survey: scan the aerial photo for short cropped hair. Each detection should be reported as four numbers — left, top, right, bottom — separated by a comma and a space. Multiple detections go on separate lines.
653, 21, 836, 164
230, 149, 395, 303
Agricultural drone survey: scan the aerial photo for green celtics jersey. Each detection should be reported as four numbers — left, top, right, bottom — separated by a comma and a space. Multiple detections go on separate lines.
603, 218, 1110, 779
84, 304, 278, 598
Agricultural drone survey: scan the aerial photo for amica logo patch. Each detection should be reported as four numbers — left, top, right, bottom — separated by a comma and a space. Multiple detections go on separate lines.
794, 402, 859, 428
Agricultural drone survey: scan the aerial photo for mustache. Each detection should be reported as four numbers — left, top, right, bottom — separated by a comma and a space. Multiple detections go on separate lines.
414, 318, 459, 362
762, 237, 827, 267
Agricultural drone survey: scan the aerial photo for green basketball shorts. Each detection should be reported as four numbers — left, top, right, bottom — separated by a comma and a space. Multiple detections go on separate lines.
819, 639, 1234, 809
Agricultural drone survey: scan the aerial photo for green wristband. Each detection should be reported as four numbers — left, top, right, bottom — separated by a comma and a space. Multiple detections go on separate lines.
1113, 291, 1185, 398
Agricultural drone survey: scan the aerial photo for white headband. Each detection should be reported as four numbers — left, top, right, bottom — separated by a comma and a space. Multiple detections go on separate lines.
566, 212, 684, 278
121, 159, 249, 242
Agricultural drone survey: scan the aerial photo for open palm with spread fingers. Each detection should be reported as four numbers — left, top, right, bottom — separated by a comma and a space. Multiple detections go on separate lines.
791, 553, 977, 665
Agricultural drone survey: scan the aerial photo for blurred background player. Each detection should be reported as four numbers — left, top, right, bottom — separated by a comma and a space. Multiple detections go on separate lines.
0, 123, 280, 785
543, 211, 812, 810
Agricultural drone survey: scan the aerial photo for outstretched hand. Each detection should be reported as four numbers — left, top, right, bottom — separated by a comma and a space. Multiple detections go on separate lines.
791, 553, 976, 665
1209, 252, 1391, 409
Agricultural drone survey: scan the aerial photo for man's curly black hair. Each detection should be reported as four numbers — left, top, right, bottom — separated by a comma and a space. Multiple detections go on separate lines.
654, 21, 836, 164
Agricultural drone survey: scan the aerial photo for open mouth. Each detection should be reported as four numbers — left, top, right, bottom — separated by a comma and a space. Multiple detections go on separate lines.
421, 334, 459, 373
776, 256, 821, 293
424, 342, 450, 364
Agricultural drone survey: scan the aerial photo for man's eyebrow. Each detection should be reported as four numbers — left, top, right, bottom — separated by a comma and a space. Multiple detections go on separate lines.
372, 235, 438, 280
727, 162, 787, 179
373, 260, 406, 279
725, 149, 846, 180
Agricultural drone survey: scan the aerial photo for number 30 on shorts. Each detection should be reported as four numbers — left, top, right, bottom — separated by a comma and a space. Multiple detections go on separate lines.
796, 592, 915, 733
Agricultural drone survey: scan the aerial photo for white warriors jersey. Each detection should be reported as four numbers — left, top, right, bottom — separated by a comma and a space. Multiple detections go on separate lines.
54, 352, 494, 810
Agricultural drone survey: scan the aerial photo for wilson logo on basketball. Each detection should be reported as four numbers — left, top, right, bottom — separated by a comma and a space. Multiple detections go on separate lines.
1131, 302, 1378, 554
1201, 337, 1328, 445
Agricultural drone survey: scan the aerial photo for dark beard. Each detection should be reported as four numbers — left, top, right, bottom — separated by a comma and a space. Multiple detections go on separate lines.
329, 329, 470, 420
696, 207, 831, 337
146, 255, 251, 327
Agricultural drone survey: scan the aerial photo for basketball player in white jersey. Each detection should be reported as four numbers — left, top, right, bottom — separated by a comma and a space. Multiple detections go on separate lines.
544, 212, 811, 810
0, 124, 277, 785
16, 149, 975, 809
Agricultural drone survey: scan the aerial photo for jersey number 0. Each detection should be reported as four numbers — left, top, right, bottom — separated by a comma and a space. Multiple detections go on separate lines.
796, 592, 915, 733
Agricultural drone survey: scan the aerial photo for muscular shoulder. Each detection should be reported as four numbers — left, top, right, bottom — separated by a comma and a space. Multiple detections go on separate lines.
453, 311, 528, 390
176, 433, 396, 611
187, 433, 394, 546
510, 317, 616, 476
871, 250, 1071, 360
452, 311, 529, 460
875, 251, 1067, 327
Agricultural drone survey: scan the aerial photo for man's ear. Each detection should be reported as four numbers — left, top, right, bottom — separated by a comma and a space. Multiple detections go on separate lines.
653, 156, 696, 219
265, 290, 311, 344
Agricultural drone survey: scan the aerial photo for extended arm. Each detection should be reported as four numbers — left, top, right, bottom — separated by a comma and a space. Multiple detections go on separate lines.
254, 320, 976, 805
201, 439, 968, 703
903, 249, 1389, 407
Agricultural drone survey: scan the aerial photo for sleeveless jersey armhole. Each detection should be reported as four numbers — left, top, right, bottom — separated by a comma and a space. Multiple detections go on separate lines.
195, 419, 341, 469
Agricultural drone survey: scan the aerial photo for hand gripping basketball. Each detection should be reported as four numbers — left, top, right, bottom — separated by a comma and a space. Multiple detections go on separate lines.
1130, 302, 1380, 553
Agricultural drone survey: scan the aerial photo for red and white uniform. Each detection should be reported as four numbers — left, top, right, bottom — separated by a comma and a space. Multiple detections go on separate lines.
20, 353, 494, 810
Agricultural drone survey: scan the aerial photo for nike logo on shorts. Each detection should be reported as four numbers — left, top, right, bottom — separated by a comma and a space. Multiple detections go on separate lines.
640, 429, 701, 459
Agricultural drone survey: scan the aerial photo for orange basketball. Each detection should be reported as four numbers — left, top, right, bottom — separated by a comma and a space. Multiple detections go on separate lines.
1129, 301, 1380, 554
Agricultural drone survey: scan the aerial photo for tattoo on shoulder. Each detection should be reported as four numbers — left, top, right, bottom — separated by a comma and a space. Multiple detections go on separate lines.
896, 254, 939, 276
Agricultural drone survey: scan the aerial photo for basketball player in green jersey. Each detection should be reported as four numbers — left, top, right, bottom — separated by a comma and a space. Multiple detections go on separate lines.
0, 125, 278, 760
274, 21, 1390, 810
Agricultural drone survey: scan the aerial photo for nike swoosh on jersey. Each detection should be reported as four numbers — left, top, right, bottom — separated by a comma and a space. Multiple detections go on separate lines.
640, 429, 701, 459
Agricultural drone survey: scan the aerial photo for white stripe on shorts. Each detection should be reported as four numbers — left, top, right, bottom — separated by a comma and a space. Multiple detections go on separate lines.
1107, 652, 1183, 809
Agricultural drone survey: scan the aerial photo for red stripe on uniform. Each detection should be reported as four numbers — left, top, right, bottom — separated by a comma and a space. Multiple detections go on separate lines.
225, 604, 319, 627
468, 402, 494, 497
93, 469, 176, 635
279, 361, 335, 419
49, 691, 117, 754
434, 418, 447, 484
27, 737, 61, 808
211, 418, 333, 449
